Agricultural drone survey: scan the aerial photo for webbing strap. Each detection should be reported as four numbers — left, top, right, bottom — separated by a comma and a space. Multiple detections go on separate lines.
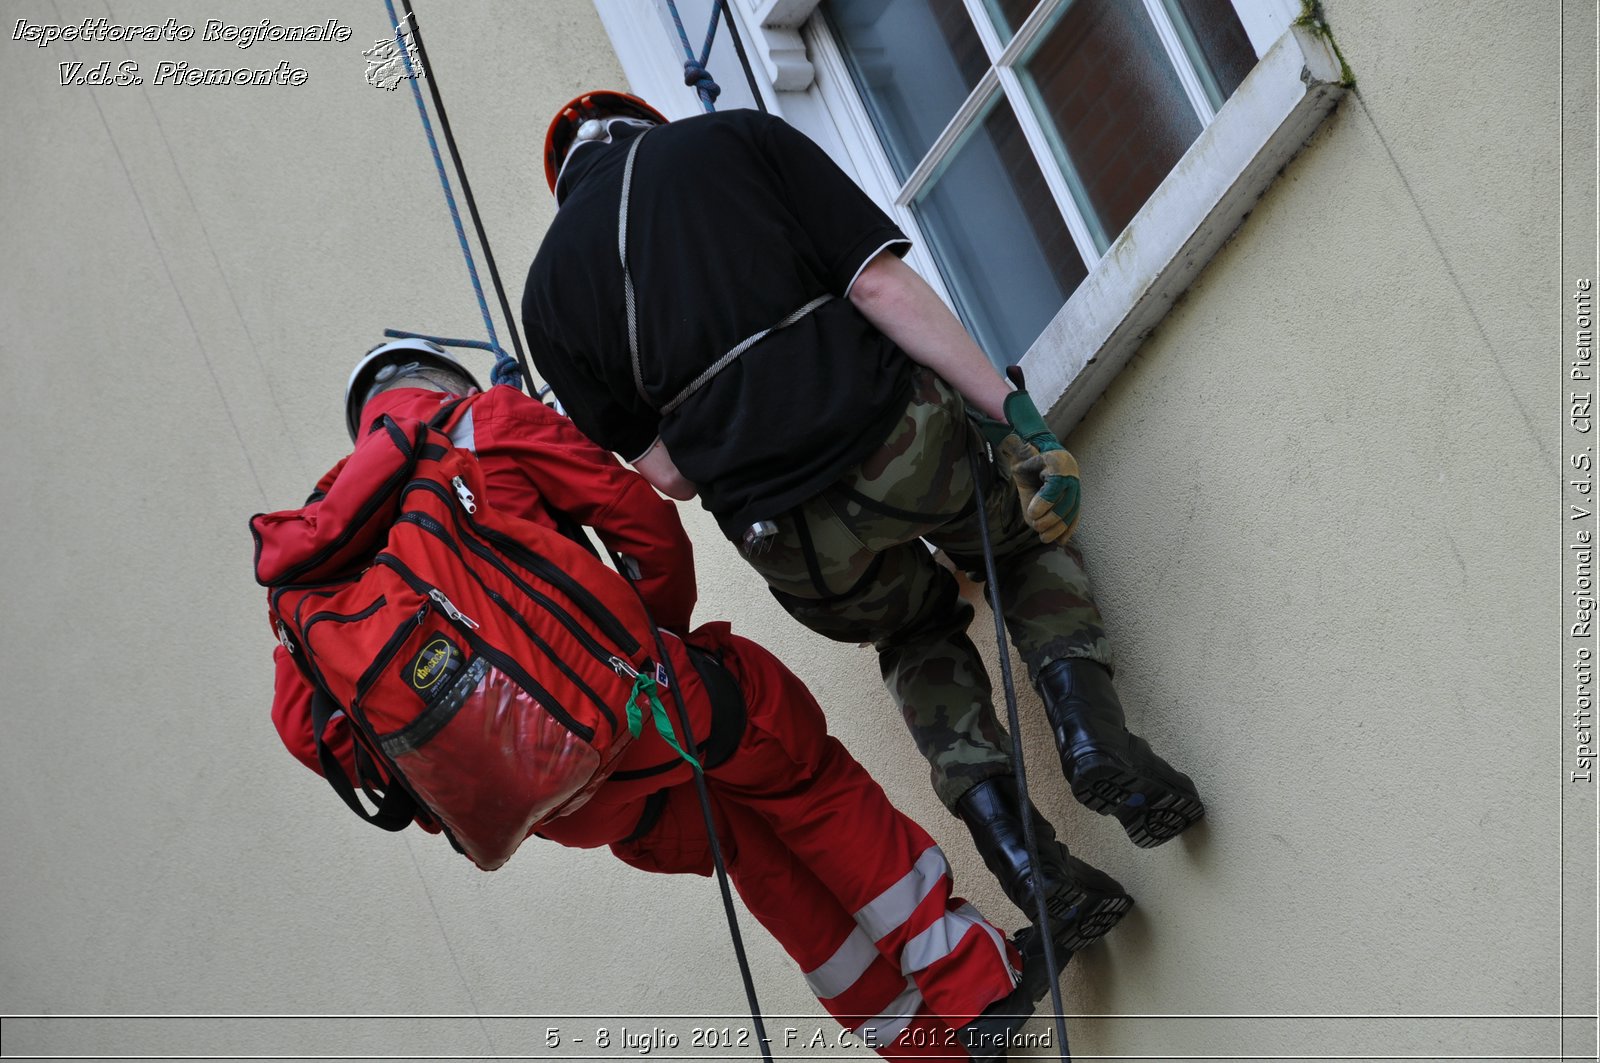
662, 294, 833, 416
617, 130, 835, 416
624, 671, 701, 770
620, 130, 650, 406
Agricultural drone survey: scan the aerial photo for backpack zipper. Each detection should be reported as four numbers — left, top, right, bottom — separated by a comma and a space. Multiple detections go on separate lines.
401, 478, 641, 656
269, 419, 417, 586
427, 587, 477, 629
352, 595, 434, 706
374, 552, 597, 745
396, 509, 619, 731
302, 596, 389, 641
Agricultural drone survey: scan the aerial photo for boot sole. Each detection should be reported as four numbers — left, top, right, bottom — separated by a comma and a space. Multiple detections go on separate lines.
1071, 758, 1205, 848
1038, 854, 1134, 953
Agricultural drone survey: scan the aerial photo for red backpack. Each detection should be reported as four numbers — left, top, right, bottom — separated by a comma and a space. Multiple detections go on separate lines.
252, 408, 672, 871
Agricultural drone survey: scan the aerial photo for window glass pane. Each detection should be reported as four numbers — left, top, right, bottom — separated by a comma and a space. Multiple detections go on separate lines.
912, 101, 1087, 366
824, 0, 988, 180
1166, 0, 1258, 105
1019, 0, 1202, 248
982, 0, 1041, 40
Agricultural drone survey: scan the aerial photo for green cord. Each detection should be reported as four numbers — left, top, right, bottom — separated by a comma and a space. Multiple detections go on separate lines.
625, 672, 702, 770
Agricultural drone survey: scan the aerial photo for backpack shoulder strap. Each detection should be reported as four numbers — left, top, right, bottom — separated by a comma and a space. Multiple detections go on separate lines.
309, 688, 416, 832
428, 396, 471, 432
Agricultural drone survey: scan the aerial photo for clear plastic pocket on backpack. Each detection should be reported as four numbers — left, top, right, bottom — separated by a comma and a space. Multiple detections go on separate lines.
379, 659, 623, 871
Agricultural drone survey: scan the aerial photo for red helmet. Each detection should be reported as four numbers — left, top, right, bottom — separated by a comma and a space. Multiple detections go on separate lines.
543, 90, 668, 193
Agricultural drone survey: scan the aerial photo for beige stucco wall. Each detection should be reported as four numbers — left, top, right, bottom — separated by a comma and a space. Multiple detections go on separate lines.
1, 1, 1592, 1061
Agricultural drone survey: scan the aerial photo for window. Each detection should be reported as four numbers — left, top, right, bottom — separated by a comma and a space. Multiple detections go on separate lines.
596, 0, 1341, 427
822, 0, 1258, 367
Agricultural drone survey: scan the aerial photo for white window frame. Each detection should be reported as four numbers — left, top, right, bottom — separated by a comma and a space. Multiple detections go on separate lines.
594, 0, 1345, 432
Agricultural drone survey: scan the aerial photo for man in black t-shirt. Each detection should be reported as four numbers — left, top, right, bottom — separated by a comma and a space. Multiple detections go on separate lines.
523, 91, 1206, 965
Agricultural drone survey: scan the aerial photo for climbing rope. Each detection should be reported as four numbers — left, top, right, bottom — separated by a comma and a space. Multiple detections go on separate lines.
663, 0, 769, 115
370, 7, 811, 1057
382, 329, 501, 356
612, 551, 775, 1063
380, 0, 526, 388
664, 0, 722, 111
968, 432, 1074, 1063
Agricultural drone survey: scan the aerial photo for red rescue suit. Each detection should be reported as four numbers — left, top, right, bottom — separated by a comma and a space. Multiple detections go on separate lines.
270, 385, 1018, 1057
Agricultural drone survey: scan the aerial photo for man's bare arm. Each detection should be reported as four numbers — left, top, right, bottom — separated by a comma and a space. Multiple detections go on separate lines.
847, 251, 1011, 419
631, 437, 698, 501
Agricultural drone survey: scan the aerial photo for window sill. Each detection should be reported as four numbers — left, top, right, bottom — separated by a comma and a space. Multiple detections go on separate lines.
1020, 23, 1348, 433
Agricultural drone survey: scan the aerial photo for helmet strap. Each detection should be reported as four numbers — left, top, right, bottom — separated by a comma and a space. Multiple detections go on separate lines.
366, 365, 475, 408
555, 117, 657, 202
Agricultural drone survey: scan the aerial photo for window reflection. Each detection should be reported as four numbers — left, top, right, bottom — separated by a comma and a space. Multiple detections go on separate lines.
826, 0, 988, 179
1019, 0, 1201, 248
913, 102, 1087, 365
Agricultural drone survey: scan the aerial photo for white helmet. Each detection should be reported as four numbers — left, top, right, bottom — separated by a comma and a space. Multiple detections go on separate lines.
345, 339, 482, 441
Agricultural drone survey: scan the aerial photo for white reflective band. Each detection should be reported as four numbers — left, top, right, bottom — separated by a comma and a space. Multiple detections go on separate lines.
900, 901, 998, 978
855, 846, 950, 942
624, 435, 662, 467
447, 406, 476, 452
851, 978, 922, 1045
844, 238, 913, 297
805, 928, 880, 1000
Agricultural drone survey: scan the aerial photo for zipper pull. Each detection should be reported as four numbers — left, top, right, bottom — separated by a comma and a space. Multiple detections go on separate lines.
608, 655, 640, 680
451, 475, 477, 515
276, 621, 295, 654
428, 588, 479, 629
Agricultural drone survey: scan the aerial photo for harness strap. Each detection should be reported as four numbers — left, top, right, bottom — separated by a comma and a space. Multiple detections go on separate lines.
617, 130, 835, 416
620, 130, 649, 405
607, 644, 747, 781
828, 480, 978, 527
661, 293, 833, 416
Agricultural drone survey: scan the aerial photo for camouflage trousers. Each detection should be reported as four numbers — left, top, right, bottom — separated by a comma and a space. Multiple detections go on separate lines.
742, 367, 1113, 811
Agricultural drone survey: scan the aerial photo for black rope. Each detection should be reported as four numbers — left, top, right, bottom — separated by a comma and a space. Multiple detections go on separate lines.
967, 435, 1073, 1063
398, 0, 534, 393
717, 0, 769, 114
611, 552, 775, 1063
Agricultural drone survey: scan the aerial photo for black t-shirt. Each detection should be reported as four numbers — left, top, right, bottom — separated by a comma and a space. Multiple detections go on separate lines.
522, 110, 913, 538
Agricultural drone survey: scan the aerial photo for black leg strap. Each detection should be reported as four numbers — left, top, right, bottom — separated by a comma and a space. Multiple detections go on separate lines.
686, 645, 747, 771
793, 508, 831, 597
829, 482, 977, 526
620, 790, 670, 844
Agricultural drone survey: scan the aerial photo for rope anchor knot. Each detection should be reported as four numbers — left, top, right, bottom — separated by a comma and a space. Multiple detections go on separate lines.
682, 60, 721, 102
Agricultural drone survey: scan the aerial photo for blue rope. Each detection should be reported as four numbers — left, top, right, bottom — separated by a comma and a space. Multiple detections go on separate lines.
383, 329, 501, 353
664, 0, 724, 112
380, 0, 520, 387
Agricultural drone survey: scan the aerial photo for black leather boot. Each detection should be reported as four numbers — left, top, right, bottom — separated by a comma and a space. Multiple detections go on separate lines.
955, 775, 1132, 954
958, 971, 1035, 1062
1038, 659, 1205, 848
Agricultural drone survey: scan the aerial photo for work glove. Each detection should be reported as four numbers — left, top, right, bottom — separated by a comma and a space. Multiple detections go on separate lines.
977, 389, 1081, 544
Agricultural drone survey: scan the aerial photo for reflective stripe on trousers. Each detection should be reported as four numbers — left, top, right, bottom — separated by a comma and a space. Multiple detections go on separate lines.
805, 846, 1015, 1043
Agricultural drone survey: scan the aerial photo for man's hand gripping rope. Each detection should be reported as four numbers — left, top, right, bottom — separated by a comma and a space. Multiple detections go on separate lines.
977, 371, 1081, 544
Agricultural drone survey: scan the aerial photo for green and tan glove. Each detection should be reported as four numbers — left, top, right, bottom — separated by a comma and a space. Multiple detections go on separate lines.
978, 389, 1081, 544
